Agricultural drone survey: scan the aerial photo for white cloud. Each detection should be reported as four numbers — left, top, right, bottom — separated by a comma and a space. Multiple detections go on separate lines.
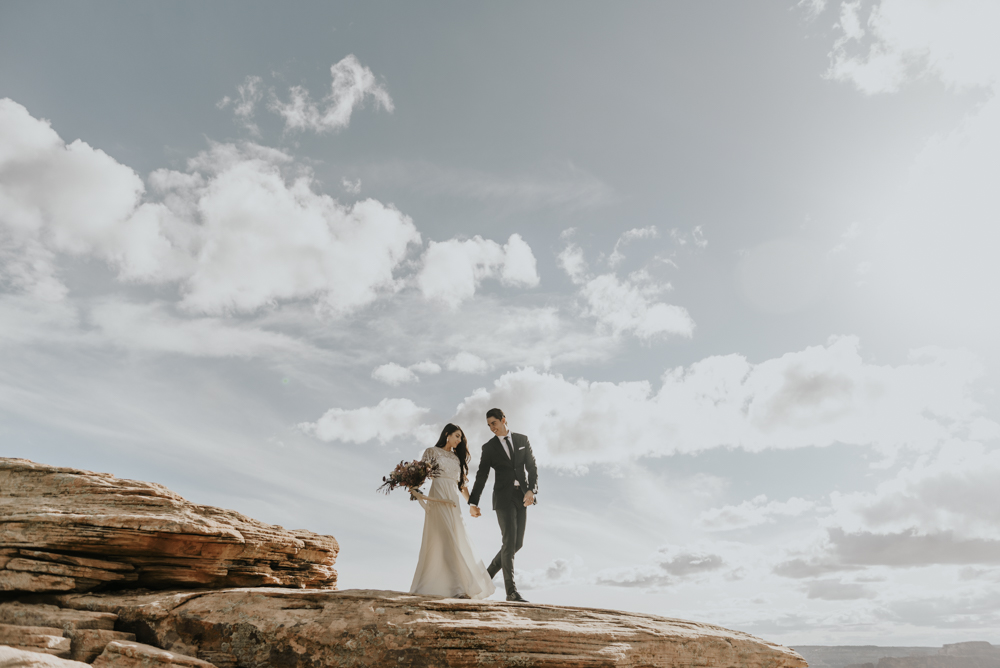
169, 143, 421, 315
0, 101, 422, 316
700, 494, 816, 530
580, 273, 694, 340
270, 55, 393, 134
557, 243, 587, 284
828, 0, 1000, 95
0, 98, 151, 294
409, 360, 441, 375
371, 362, 418, 386
447, 351, 491, 374
417, 233, 539, 308
452, 336, 994, 469
299, 397, 431, 444
371, 360, 445, 384
609, 226, 658, 267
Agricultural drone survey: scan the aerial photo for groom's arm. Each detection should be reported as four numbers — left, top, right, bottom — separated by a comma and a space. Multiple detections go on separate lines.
468, 447, 491, 507
523, 436, 538, 497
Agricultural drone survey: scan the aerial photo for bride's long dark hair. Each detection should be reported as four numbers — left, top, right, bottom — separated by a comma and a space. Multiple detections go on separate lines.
434, 423, 469, 488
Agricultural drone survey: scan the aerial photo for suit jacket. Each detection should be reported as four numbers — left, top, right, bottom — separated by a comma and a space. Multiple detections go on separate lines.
468, 432, 538, 510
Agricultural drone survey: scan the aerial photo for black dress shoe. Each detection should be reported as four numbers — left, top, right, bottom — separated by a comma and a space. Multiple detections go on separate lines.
506, 592, 528, 602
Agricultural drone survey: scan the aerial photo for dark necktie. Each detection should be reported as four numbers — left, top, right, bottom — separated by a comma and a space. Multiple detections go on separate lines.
503, 436, 513, 459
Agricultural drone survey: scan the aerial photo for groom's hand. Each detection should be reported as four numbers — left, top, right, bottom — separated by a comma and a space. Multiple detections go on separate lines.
470, 505, 481, 518
523, 491, 534, 507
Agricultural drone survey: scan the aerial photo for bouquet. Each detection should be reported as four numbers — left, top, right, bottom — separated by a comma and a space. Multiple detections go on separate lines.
377, 459, 442, 497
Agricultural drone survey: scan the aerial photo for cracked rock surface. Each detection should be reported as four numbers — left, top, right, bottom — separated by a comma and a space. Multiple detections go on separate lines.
52, 588, 809, 668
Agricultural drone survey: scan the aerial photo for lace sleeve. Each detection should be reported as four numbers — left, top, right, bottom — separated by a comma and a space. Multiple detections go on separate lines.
420, 447, 436, 464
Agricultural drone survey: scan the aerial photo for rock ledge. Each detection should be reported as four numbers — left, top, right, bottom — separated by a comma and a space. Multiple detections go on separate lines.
49, 587, 809, 668
0, 459, 338, 592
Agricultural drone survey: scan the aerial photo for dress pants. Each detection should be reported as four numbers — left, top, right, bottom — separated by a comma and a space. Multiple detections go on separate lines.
487, 494, 526, 596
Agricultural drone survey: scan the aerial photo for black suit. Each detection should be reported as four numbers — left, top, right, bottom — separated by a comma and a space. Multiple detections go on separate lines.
468, 432, 538, 596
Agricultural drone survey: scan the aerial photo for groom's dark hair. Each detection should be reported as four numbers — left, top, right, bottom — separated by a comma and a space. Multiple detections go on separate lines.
486, 408, 505, 421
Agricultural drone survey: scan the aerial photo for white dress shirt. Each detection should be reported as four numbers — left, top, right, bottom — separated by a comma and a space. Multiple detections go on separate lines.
499, 429, 519, 487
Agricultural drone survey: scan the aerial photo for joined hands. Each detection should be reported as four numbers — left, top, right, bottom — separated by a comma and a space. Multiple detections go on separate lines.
470, 491, 533, 517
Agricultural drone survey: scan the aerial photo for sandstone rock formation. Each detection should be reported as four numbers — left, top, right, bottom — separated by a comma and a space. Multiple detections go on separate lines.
91, 641, 217, 668
51, 587, 808, 668
0, 459, 338, 592
0, 603, 210, 668
0, 645, 89, 668
1, 457, 809, 667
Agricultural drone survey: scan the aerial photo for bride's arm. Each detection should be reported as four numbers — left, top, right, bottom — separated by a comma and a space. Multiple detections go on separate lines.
461, 483, 470, 503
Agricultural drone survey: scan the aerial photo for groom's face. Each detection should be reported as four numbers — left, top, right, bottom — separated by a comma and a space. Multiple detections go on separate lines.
487, 416, 508, 437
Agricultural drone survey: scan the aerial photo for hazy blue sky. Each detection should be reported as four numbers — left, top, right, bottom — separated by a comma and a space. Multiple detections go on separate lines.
2, 0, 999, 646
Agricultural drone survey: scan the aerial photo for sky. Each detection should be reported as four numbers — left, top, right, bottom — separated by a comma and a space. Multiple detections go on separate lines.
1, 0, 999, 647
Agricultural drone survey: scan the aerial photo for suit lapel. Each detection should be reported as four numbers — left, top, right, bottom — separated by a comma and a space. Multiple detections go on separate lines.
496, 434, 514, 465
490, 436, 505, 462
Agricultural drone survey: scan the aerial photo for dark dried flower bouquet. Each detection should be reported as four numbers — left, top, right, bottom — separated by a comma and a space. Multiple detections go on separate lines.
377, 459, 442, 498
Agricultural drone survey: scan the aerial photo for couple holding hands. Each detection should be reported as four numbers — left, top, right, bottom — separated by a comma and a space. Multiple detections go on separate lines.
409, 407, 538, 603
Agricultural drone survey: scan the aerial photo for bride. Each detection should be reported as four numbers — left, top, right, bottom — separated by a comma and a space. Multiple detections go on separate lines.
409, 424, 496, 599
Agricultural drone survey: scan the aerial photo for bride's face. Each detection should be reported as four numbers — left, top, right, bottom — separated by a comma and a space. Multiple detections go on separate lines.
445, 430, 462, 450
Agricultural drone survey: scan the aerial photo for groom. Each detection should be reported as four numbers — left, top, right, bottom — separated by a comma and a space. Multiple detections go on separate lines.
468, 407, 538, 602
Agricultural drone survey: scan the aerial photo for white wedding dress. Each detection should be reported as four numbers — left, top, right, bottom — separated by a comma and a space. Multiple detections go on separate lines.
409, 447, 496, 599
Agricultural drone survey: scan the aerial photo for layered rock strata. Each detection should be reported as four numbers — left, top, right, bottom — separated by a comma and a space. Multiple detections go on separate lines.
0, 459, 338, 592
0, 645, 89, 668
52, 587, 809, 668
0, 603, 211, 668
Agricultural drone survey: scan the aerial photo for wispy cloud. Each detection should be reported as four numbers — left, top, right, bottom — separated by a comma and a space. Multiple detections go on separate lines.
217, 75, 264, 135
366, 160, 614, 212
558, 239, 694, 340
270, 55, 393, 133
